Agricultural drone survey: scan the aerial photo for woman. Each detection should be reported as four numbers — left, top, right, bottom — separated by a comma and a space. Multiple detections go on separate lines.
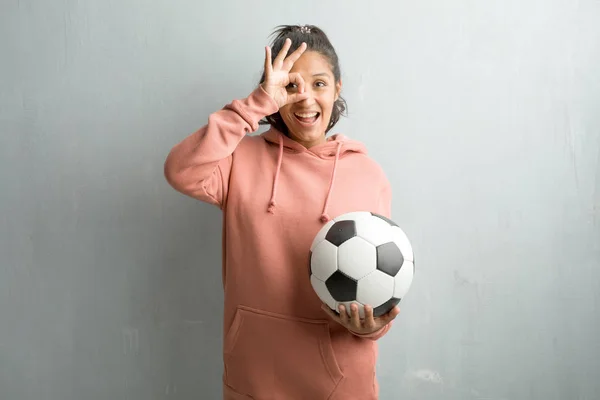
164, 24, 400, 400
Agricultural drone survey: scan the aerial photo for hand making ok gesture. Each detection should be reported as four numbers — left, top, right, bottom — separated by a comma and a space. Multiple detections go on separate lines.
260, 38, 310, 109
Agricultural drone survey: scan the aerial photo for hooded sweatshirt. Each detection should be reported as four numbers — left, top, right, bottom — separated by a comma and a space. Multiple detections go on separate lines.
164, 86, 394, 400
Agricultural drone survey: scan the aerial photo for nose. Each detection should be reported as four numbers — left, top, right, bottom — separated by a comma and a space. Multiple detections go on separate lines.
299, 86, 316, 105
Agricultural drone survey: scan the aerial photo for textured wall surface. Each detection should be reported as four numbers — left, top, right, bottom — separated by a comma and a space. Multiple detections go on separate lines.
1, 0, 599, 399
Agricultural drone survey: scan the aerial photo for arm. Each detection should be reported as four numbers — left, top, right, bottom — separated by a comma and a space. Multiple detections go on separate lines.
164, 39, 309, 207
164, 86, 278, 207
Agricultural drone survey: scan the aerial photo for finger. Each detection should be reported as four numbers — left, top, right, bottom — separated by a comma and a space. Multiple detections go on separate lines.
273, 38, 292, 68
363, 305, 376, 330
264, 46, 273, 75
284, 73, 308, 104
338, 304, 349, 324
288, 72, 306, 94
350, 304, 362, 329
282, 42, 307, 71
287, 92, 309, 104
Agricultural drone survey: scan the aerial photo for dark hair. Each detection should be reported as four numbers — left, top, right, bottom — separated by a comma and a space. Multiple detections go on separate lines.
258, 25, 347, 134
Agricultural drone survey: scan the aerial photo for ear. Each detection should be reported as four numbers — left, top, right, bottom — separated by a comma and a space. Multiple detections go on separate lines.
335, 79, 342, 101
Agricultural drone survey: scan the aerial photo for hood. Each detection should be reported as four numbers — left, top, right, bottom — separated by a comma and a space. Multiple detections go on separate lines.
262, 128, 367, 158
261, 128, 368, 223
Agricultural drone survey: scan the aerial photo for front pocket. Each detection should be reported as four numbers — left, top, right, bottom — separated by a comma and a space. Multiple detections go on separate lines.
224, 306, 344, 399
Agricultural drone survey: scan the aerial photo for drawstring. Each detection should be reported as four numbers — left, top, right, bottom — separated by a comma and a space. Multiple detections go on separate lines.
267, 136, 284, 214
320, 142, 342, 223
267, 133, 342, 224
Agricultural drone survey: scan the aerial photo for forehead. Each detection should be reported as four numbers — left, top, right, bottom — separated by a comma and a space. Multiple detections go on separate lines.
289, 51, 333, 77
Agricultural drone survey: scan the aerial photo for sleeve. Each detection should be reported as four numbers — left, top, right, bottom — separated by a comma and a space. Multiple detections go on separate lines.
163, 86, 279, 208
378, 177, 393, 219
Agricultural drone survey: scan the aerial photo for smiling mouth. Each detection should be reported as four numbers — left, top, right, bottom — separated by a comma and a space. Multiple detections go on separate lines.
294, 112, 320, 125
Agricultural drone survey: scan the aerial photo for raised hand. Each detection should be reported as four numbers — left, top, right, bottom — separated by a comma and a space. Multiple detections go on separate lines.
321, 303, 400, 336
260, 38, 309, 109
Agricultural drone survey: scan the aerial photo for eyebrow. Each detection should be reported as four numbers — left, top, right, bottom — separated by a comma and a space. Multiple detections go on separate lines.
313, 73, 331, 78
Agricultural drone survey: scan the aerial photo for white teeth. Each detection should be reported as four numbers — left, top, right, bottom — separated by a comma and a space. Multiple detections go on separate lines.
295, 112, 318, 118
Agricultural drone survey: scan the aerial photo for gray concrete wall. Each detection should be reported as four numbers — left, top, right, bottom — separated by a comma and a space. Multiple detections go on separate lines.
1, 0, 599, 398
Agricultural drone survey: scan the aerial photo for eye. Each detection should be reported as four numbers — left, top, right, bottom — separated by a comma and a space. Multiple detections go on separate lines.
286, 83, 298, 91
315, 81, 326, 87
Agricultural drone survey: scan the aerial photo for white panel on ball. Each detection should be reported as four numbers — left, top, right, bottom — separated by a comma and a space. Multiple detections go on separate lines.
337, 236, 377, 280
390, 226, 414, 262
393, 260, 414, 299
310, 240, 339, 281
310, 219, 335, 251
310, 275, 337, 310
333, 211, 371, 223
354, 216, 394, 246
356, 270, 395, 308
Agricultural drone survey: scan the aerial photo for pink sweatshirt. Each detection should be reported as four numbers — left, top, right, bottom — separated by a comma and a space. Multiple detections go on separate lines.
164, 86, 394, 400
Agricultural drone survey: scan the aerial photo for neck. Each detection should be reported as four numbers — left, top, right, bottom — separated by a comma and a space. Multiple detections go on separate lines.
300, 136, 326, 149
284, 132, 327, 149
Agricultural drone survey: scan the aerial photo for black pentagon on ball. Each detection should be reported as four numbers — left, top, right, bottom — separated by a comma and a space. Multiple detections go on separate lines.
325, 220, 357, 247
325, 270, 358, 302
376, 242, 404, 277
373, 297, 400, 317
370, 212, 398, 227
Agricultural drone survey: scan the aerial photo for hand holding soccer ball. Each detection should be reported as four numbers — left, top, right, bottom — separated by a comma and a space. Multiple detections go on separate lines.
321, 302, 400, 335
309, 211, 415, 334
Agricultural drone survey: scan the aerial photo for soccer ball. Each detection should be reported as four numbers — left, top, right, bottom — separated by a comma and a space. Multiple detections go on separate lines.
309, 211, 414, 318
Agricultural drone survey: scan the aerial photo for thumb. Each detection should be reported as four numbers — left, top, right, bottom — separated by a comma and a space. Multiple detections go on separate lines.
380, 306, 400, 323
286, 92, 309, 105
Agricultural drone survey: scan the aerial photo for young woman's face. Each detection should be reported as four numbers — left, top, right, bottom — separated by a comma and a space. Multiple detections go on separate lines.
279, 51, 342, 148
